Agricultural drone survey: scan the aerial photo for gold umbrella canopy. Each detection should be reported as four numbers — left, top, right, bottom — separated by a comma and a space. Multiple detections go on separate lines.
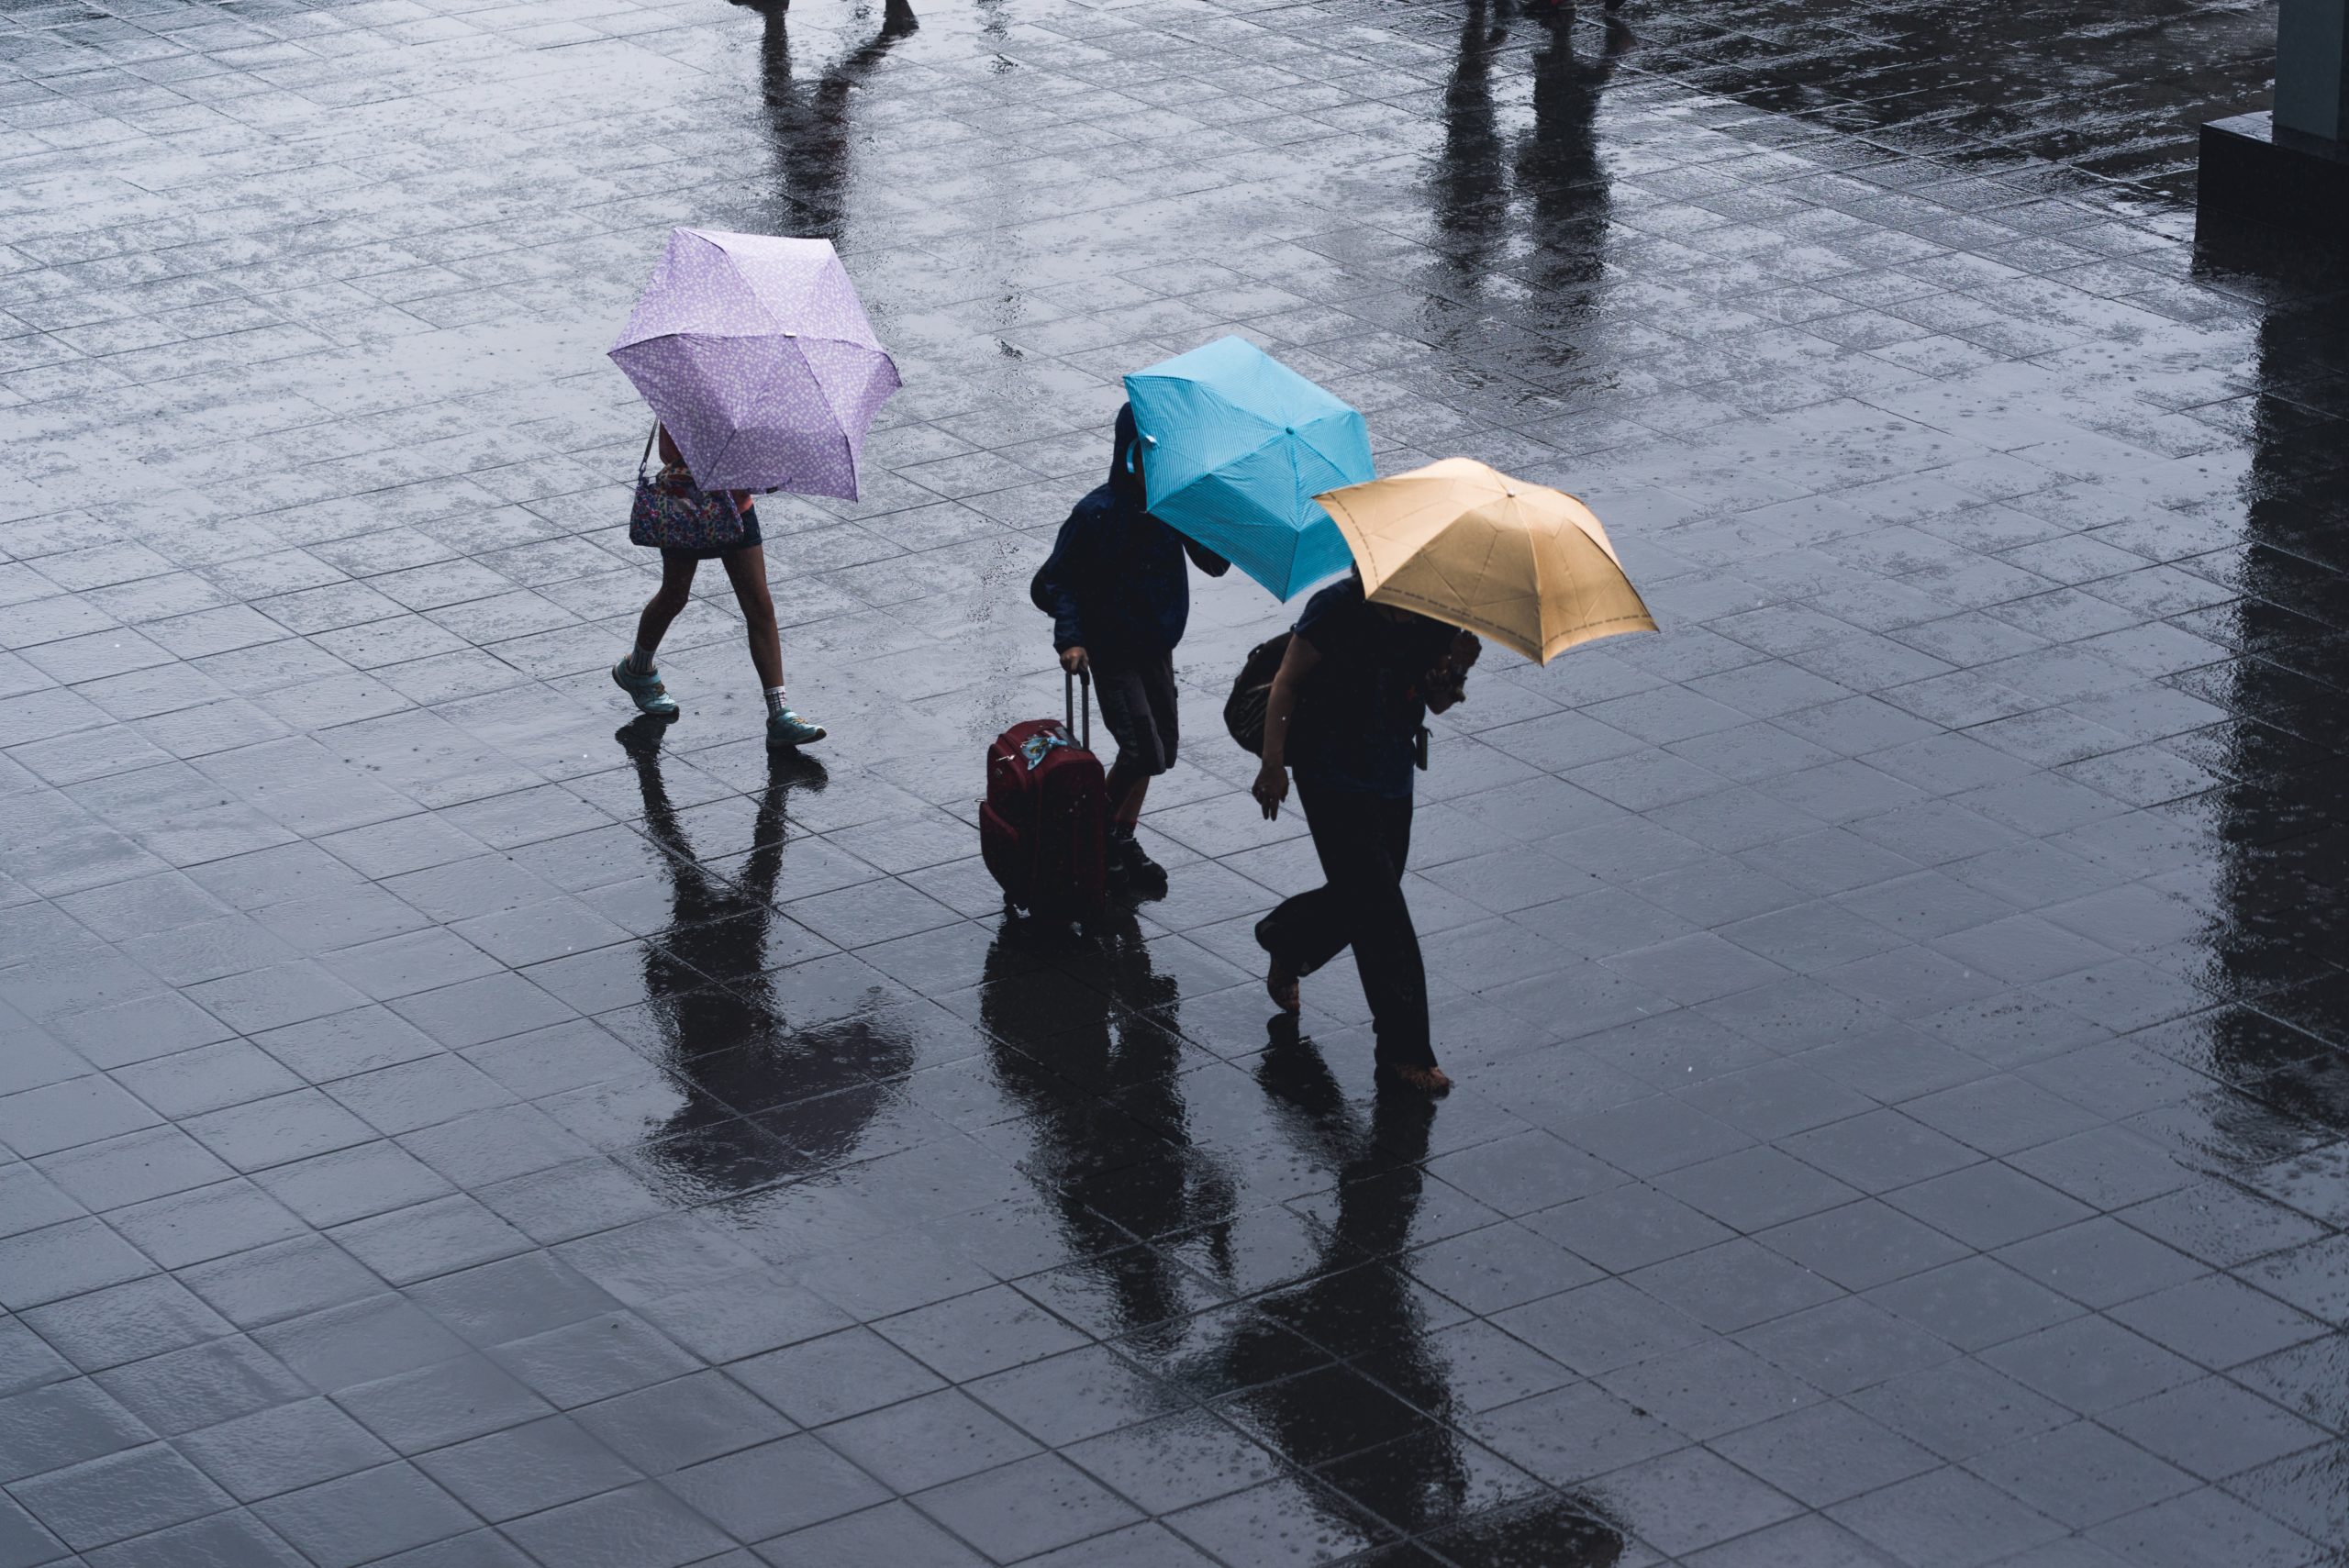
1313, 458, 1658, 664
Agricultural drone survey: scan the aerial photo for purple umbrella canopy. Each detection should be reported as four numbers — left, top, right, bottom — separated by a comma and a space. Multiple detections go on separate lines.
608, 228, 901, 499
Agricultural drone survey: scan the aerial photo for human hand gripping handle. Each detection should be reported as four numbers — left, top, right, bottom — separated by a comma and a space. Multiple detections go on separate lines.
1059, 645, 1090, 675
1250, 634, 1320, 820
1422, 628, 1481, 715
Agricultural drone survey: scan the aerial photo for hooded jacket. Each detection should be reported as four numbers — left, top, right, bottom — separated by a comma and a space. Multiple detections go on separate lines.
1031, 405, 1230, 661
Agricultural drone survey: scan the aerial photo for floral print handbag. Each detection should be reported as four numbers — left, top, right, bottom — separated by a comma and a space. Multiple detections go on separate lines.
628, 424, 746, 551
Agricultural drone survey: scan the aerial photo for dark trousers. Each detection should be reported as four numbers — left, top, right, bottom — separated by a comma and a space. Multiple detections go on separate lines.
1256, 778, 1434, 1070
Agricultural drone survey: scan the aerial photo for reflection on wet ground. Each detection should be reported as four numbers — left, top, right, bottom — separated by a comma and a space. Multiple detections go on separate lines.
621, 721, 916, 1201
1511, 0, 2277, 202
0, 0, 2343, 1561
750, 0, 921, 241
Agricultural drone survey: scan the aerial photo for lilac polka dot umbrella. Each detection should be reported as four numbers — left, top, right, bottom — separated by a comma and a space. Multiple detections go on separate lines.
608, 228, 901, 499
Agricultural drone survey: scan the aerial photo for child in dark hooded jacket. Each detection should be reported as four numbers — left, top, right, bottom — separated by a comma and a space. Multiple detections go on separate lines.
1031, 404, 1229, 887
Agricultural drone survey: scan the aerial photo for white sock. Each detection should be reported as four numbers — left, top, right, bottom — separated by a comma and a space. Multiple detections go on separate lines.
765, 685, 788, 717
625, 646, 655, 675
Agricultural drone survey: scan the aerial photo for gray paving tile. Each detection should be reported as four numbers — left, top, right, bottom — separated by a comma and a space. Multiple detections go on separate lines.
754, 1500, 985, 1567
8, 1442, 232, 1552
1829, 1464, 2067, 1568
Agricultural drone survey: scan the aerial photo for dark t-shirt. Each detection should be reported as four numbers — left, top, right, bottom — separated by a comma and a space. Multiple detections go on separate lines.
1289, 579, 1459, 798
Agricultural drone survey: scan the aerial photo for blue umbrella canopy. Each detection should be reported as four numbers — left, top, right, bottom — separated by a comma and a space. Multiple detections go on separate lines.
1123, 337, 1375, 600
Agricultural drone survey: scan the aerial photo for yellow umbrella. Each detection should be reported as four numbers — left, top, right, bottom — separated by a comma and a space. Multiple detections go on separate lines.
1313, 458, 1656, 664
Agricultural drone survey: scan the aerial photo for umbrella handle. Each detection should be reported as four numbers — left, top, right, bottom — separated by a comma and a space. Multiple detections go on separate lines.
638, 419, 659, 479
1064, 667, 1090, 751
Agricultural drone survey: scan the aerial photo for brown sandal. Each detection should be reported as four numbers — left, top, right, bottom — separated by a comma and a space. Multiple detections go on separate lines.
1377, 1062, 1453, 1096
1266, 955, 1300, 1014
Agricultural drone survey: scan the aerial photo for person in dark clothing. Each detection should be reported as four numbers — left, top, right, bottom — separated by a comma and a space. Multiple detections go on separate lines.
1250, 573, 1479, 1095
1032, 403, 1230, 888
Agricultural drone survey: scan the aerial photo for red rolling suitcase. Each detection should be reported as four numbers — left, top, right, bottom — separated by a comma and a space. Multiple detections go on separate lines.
981, 670, 1108, 925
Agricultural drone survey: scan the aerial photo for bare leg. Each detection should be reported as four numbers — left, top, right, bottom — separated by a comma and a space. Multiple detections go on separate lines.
634, 553, 699, 656
719, 545, 785, 691
1106, 764, 1151, 833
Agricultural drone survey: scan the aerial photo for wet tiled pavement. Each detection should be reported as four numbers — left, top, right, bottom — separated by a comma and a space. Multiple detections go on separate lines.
2, 0, 2345, 1562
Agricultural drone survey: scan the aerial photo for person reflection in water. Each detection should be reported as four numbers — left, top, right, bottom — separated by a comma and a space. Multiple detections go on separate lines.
979, 910, 1237, 1341
1430, 0, 1631, 378
1197, 1023, 1625, 1562
620, 718, 912, 1197
1519, 0, 1632, 301
1431, 0, 1511, 286
740, 0, 918, 243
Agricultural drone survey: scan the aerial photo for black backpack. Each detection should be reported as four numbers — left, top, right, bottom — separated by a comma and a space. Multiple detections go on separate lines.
1223, 633, 1290, 756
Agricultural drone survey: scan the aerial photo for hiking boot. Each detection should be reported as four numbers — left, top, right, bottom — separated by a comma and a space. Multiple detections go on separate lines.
767, 707, 827, 749
612, 659, 678, 718
1108, 831, 1166, 889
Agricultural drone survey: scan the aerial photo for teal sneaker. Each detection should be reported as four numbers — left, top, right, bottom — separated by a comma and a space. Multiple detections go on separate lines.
611, 659, 678, 718
767, 707, 827, 748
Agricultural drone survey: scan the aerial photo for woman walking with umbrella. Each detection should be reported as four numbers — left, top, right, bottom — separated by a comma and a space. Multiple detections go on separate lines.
606, 228, 900, 748
613, 421, 828, 748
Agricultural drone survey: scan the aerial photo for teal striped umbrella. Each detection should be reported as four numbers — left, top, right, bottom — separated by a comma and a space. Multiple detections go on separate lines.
1123, 337, 1375, 600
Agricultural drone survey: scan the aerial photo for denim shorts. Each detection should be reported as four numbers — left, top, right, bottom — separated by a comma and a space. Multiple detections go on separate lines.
660, 507, 763, 562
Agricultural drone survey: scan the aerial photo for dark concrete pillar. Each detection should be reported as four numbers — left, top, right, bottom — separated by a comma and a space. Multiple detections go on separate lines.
2199, 0, 2349, 239
2276, 0, 2349, 140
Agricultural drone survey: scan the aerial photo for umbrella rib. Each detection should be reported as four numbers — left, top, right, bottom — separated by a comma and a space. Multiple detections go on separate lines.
1521, 495, 1549, 662
1156, 423, 1288, 517
706, 420, 751, 489
695, 229, 782, 338
1286, 438, 1308, 579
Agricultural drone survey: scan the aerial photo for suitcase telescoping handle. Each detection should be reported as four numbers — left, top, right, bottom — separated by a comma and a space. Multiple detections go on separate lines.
1064, 667, 1091, 751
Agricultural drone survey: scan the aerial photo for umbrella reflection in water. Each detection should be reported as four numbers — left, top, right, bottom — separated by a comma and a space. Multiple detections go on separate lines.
618, 719, 913, 1200
976, 905, 1628, 1557
1179, 1021, 1628, 1562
